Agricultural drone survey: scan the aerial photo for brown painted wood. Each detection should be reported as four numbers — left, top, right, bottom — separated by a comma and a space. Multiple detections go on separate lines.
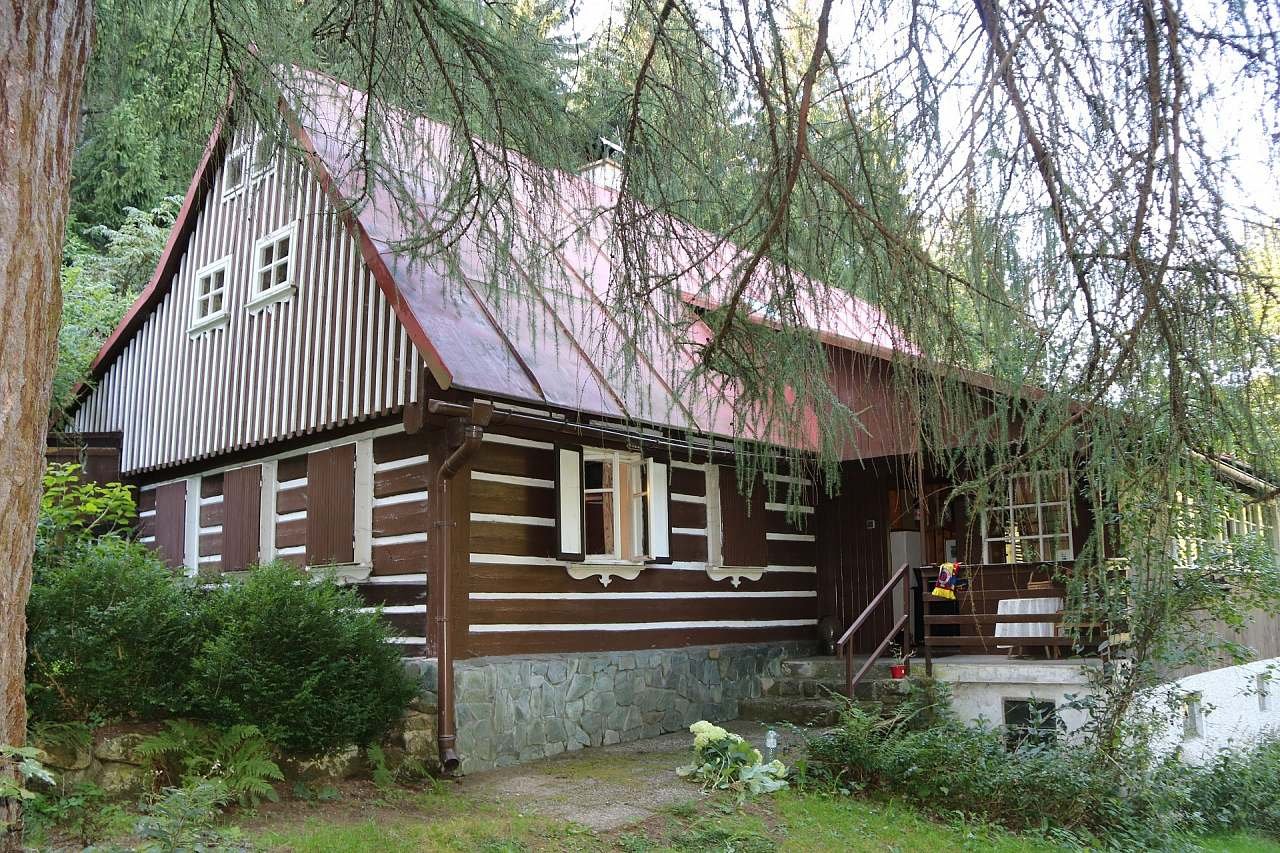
719, 466, 768, 567
222, 465, 262, 572
814, 464, 893, 653
671, 532, 709, 562
470, 520, 555, 557
199, 501, 225, 527
306, 444, 355, 564
470, 478, 555, 517
467, 625, 814, 657
469, 596, 818, 625
275, 518, 306, 548
768, 539, 816, 567
356, 582, 428, 607
373, 540, 431, 574
374, 463, 429, 498
199, 532, 223, 557
372, 501, 428, 537
137, 489, 156, 513
670, 467, 706, 496
276, 484, 307, 514
469, 563, 817, 595
154, 481, 187, 568
471, 442, 554, 479
373, 431, 424, 463
200, 475, 223, 498
277, 455, 307, 482
669, 500, 707, 529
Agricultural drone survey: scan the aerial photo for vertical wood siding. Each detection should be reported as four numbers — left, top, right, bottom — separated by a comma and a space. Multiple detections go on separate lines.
465, 433, 818, 657
71, 124, 422, 476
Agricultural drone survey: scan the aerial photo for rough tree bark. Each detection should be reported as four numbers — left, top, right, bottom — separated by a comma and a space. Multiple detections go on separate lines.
0, 1, 93, 845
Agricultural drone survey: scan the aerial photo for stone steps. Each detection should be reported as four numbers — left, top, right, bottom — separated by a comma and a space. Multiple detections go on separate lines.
738, 656, 904, 727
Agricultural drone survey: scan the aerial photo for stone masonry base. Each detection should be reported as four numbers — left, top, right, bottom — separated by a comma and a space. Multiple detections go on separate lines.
406, 641, 814, 773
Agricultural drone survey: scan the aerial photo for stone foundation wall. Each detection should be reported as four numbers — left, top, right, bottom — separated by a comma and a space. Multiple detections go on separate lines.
407, 641, 813, 773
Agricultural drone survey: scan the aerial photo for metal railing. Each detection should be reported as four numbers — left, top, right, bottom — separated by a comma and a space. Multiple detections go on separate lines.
834, 562, 912, 698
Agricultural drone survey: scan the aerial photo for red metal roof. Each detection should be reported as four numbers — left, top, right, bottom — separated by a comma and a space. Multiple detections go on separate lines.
85, 70, 918, 449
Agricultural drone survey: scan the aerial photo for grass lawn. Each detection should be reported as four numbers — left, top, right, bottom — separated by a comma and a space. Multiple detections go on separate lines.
250, 783, 1280, 852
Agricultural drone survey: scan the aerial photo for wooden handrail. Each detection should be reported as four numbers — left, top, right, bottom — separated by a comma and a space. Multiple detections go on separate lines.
836, 561, 910, 651
835, 562, 912, 700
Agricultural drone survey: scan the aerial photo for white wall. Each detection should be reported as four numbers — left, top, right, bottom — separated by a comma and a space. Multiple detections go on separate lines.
1148, 657, 1280, 763
931, 658, 1099, 740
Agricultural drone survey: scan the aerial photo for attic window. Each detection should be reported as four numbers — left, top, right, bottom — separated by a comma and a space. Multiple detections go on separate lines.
251, 133, 277, 180
189, 257, 231, 335
222, 145, 248, 200
246, 221, 298, 310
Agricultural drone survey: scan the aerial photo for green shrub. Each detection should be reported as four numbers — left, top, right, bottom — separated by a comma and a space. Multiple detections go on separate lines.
138, 720, 284, 807
26, 535, 198, 722
1184, 736, 1280, 837
187, 563, 416, 753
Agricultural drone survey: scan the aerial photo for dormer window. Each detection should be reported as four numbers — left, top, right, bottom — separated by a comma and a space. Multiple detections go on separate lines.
222, 145, 248, 200
246, 221, 298, 310
189, 257, 231, 335
250, 133, 277, 181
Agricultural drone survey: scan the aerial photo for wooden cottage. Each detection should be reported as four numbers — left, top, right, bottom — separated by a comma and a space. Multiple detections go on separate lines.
68, 71, 1280, 770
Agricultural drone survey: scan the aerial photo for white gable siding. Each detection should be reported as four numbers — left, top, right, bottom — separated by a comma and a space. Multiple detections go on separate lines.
73, 125, 422, 475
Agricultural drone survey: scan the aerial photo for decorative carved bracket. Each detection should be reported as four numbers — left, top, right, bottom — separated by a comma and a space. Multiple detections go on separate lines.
567, 562, 644, 587
705, 565, 766, 587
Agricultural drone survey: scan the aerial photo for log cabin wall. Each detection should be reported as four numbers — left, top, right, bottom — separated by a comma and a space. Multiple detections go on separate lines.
71, 122, 424, 476
465, 429, 820, 658
135, 424, 431, 655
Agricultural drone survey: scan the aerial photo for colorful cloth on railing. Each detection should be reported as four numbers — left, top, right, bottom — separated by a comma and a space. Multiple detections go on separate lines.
932, 562, 961, 600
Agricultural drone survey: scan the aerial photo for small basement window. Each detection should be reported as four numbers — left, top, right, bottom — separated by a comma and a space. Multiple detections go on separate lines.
247, 221, 298, 309
222, 145, 248, 199
584, 449, 647, 562
189, 257, 231, 335
1002, 698, 1059, 750
1259, 673, 1273, 712
1183, 693, 1205, 740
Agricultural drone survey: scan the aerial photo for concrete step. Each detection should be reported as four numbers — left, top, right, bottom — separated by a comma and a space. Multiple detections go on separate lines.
737, 696, 844, 727
781, 656, 895, 683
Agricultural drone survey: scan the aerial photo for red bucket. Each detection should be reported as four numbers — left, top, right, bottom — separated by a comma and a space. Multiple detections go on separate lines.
890, 663, 908, 679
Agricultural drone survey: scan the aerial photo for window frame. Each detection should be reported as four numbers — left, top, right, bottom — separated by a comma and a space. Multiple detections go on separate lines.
188, 255, 232, 336
249, 131, 278, 182
981, 469, 1075, 564
582, 448, 647, 563
221, 144, 249, 201
246, 220, 299, 310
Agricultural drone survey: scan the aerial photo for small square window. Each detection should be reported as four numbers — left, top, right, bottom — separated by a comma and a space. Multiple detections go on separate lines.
1259, 673, 1273, 712
251, 133, 277, 180
247, 221, 298, 309
190, 257, 231, 334
1003, 698, 1058, 750
222, 146, 248, 200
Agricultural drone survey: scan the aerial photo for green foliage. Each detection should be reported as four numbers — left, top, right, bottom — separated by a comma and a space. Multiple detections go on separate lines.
137, 721, 283, 808
28, 781, 129, 847
185, 563, 417, 754
39, 463, 136, 536
133, 780, 243, 852
26, 534, 197, 723
1184, 737, 1280, 838
677, 721, 788, 800
0, 745, 56, 810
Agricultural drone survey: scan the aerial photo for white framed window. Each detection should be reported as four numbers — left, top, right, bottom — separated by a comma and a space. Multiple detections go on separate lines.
584, 449, 648, 562
1259, 672, 1274, 712
246, 221, 298, 310
982, 470, 1074, 564
189, 256, 231, 335
222, 145, 249, 200
250, 131, 277, 181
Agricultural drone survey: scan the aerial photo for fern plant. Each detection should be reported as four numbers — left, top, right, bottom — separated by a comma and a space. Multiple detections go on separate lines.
137, 721, 283, 807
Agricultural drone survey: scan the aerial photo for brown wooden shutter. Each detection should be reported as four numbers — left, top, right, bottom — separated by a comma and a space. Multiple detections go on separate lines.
222, 465, 262, 572
307, 444, 356, 565
718, 466, 768, 567
153, 481, 188, 569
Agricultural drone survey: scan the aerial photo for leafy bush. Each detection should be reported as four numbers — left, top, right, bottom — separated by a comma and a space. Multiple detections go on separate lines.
26, 534, 198, 723
1184, 736, 1280, 837
39, 463, 135, 535
677, 721, 788, 799
134, 781, 243, 852
138, 721, 284, 807
186, 563, 417, 753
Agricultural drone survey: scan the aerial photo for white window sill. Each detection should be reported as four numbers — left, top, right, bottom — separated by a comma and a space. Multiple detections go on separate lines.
245, 283, 296, 312
187, 312, 229, 337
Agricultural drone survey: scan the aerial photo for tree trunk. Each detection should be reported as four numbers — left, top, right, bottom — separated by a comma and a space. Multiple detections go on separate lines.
0, 1, 93, 845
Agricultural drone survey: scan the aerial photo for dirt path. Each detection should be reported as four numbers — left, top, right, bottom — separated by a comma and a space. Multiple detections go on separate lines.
455, 720, 806, 832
